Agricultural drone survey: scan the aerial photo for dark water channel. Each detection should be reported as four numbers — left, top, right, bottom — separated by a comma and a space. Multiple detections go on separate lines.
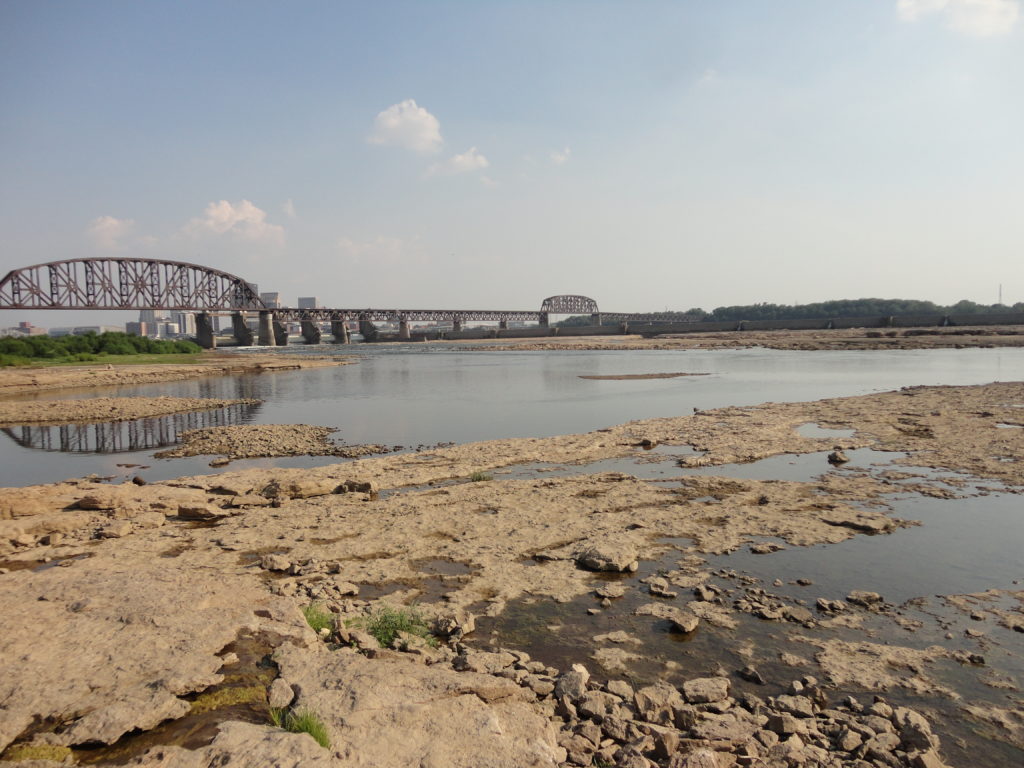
2, 345, 1024, 487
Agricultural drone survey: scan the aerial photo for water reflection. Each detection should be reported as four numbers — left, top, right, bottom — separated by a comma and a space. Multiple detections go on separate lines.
1, 401, 261, 454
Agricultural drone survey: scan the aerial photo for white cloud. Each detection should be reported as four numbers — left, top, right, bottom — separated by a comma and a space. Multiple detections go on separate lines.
549, 147, 571, 166
897, 0, 1019, 36
429, 146, 490, 176
338, 235, 423, 265
368, 99, 443, 154
480, 175, 498, 188
87, 215, 135, 249
186, 200, 284, 244
282, 199, 296, 219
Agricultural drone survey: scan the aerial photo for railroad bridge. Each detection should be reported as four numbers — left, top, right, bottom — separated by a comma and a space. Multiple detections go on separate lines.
0, 258, 686, 346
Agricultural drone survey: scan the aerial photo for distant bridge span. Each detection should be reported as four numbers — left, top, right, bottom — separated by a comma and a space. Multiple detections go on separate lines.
0, 257, 693, 345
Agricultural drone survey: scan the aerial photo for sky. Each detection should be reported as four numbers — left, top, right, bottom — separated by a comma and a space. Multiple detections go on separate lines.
1, 0, 1022, 328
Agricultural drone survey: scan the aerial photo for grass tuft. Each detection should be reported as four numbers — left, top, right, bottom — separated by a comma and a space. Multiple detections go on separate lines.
301, 603, 334, 635
270, 706, 331, 749
468, 471, 493, 482
350, 603, 436, 648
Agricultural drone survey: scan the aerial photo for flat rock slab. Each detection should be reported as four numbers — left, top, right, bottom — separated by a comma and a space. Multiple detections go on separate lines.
276, 645, 566, 768
0, 551, 283, 752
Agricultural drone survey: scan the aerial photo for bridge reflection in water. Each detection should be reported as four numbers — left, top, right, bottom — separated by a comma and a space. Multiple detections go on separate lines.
1, 401, 260, 454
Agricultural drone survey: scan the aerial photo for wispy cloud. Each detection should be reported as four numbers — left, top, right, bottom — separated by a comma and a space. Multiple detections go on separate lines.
897, 0, 1019, 37
185, 199, 284, 244
87, 215, 135, 250
429, 146, 490, 176
368, 99, 443, 154
338, 235, 424, 265
282, 199, 297, 219
549, 147, 571, 166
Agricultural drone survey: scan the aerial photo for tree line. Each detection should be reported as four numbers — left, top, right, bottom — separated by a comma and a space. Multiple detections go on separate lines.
0, 332, 201, 366
558, 299, 1023, 326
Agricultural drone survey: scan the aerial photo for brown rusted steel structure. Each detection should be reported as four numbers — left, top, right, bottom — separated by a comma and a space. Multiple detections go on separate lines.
0, 261, 692, 327
0, 258, 266, 311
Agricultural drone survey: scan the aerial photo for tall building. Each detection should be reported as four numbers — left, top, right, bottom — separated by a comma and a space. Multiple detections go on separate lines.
173, 313, 197, 336
298, 296, 320, 309
139, 309, 156, 324
260, 292, 282, 308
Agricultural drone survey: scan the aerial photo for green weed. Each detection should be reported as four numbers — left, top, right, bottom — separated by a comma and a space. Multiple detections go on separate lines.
468, 471, 493, 482
301, 603, 334, 635
351, 603, 436, 648
270, 706, 331, 749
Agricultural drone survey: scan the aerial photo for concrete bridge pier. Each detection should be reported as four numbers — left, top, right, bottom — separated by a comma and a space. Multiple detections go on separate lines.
331, 321, 350, 344
257, 311, 277, 346
499, 319, 508, 330
539, 312, 549, 328
398, 320, 411, 339
591, 313, 602, 325
273, 319, 288, 346
196, 312, 216, 349
619, 321, 629, 334
359, 318, 379, 342
301, 320, 322, 344
452, 318, 463, 333
232, 312, 254, 346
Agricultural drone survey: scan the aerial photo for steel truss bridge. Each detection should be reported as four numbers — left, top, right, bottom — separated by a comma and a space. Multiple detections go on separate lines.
0, 258, 690, 325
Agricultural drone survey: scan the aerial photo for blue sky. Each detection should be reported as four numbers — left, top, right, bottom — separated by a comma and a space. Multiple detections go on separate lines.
2, 0, 1022, 326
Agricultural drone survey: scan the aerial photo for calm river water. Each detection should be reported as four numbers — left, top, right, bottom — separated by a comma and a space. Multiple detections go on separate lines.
1, 344, 1023, 487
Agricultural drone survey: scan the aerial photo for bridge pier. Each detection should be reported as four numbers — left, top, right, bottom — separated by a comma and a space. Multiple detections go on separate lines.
359, 318, 378, 342
257, 311, 277, 346
231, 312, 254, 346
331, 321, 350, 344
538, 312, 549, 328
591, 313, 602, 326
499, 319, 508, 330
619, 321, 629, 335
398, 320, 411, 340
272, 319, 288, 345
301, 320, 322, 344
196, 313, 216, 349
452, 318, 463, 333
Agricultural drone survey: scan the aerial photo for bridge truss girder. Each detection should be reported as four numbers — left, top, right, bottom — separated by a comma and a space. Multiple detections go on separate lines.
0, 258, 266, 311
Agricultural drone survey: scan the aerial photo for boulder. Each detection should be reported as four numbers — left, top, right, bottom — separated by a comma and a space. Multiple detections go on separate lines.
682, 677, 729, 704
576, 540, 639, 572
554, 664, 591, 701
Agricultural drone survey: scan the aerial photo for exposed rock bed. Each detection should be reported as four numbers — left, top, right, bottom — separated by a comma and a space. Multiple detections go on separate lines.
0, 353, 348, 398
0, 382, 1021, 765
0, 396, 260, 427
153, 424, 397, 461
449, 326, 1024, 352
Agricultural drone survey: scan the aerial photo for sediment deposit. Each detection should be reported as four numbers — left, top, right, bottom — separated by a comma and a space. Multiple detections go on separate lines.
0, 353, 348, 398
154, 424, 395, 461
0, 396, 260, 427
448, 326, 1024, 352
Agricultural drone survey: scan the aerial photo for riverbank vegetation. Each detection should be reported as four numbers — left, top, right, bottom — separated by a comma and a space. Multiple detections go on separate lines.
0, 332, 201, 367
557, 298, 1024, 326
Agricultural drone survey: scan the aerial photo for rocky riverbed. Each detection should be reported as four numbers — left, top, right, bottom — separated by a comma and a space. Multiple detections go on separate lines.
0, 382, 1021, 766
447, 326, 1024, 352
154, 424, 396, 462
0, 396, 261, 427
0, 353, 349, 398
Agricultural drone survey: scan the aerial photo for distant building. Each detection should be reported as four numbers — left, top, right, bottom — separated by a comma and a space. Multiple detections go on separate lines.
260, 292, 282, 308
125, 321, 148, 337
298, 296, 320, 309
139, 309, 156, 324
173, 313, 196, 336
